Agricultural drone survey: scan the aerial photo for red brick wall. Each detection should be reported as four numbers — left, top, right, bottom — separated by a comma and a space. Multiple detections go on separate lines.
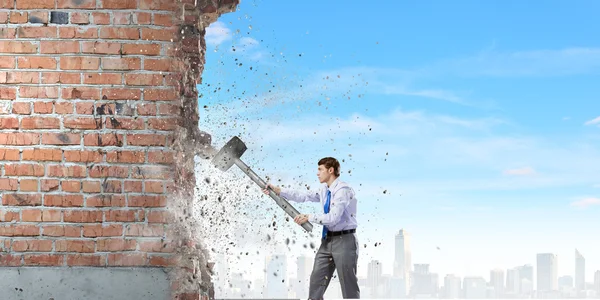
0, 0, 238, 298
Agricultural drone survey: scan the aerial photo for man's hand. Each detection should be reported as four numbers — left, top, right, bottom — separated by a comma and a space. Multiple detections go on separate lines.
294, 214, 309, 225
262, 183, 281, 196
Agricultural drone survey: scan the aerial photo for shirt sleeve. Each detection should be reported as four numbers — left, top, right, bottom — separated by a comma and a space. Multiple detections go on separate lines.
280, 187, 320, 203
309, 188, 351, 226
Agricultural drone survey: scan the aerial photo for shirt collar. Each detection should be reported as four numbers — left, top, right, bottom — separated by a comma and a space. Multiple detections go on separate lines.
327, 178, 339, 192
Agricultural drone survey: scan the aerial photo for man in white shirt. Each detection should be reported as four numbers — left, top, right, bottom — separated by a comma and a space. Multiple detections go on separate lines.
264, 157, 359, 299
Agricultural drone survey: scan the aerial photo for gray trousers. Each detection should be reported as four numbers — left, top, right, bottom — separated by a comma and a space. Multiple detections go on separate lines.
308, 233, 360, 299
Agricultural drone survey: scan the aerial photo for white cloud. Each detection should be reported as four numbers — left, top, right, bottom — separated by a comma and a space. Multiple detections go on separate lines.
237, 37, 259, 49
570, 197, 600, 208
205, 21, 231, 46
584, 116, 600, 126
503, 166, 536, 176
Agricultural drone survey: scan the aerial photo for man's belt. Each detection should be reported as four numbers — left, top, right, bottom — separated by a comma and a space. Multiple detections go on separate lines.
326, 229, 356, 237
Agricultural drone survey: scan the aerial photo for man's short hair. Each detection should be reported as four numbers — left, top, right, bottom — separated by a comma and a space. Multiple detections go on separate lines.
318, 157, 340, 177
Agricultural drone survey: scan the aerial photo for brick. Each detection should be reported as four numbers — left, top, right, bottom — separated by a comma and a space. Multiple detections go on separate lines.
124, 181, 142, 192
104, 210, 137, 222
0, 12, 7, 23
2, 194, 42, 206
49, 11, 68, 24
147, 211, 169, 223
91, 12, 110, 25
42, 72, 81, 84
144, 89, 178, 101
0, 0, 12, 6
20, 87, 59, 99
42, 225, 81, 237
47, 165, 86, 177
64, 211, 102, 223
81, 41, 121, 54
23, 254, 63, 266
86, 195, 125, 207
104, 117, 144, 130
113, 12, 131, 25
0, 57, 15, 68
145, 181, 164, 194
70, 12, 89, 24
124, 74, 163, 86
44, 194, 84, 207
76, 102, 94, 114
0, 178, 18, 190
40, 41, 79, 54
127, 134, 166, 146
22, 148, 62, 161
12, 224, 40, 236
64, 117, 102, 130
21, 209, 42, 221
97, 238, 136, 251
4, 164, 45, 176
102, 180, 122, 193
132, 166, 171, 179
67, 254, 105, 266
33, 101, 53, 113
82, 181, 101, 193
148, 118, 177, 131
88, 165, 129, 178
128, 195, 166, 208
57, 0, 96, 8
61, 180, 81, 192
28, 11, 49, 24
99, 0, 137, 9
0, 87, 17, 100
5, 71, 39, 84
83, 73, 122, 85
17, 26, 57, 38
12, 240, 52, 252
16, 0, 55, 9
41, 209, 61, 222
64, 150, 103, 163
0, 149, 20, 160
59, 27, 98, 39
0, 254, 21, 266
55, 101, 74, 114
19, 179, 38, 192
99, 27, 139, 40
42, 133, 80, 145
139, 0, 177, 11
0, 117, 19, 129
21, 117, 61, 129
106, 151, 145, 163
144, 58, 175, 71
62, 87, 101, 100
60, 57, 100, 70
122, 43, 161, 56
153, 13, 174, 27
141, 28, 176, 42
0, 132, 39, 145
101, 58, 141, 70
82, 224, 123, 237
108, 253, 147, 266
40, 179, 59, 192
139, 240, 173, 253
0, 41, 37, 53
12, 102, 31, 115
17, 57, 57, 69
0, 27, 16, 38
125, 224, 164, 237
135, 12, 152, 25
9, 12, 27, 23
83, 133, 123, 147
0, 211, 20, 222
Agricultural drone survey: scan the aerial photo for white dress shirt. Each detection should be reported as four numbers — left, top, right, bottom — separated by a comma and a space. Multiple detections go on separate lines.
280, 178, 358, 232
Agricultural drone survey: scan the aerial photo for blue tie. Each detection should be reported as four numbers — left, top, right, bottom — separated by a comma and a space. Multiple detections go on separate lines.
322, 190, 331, 239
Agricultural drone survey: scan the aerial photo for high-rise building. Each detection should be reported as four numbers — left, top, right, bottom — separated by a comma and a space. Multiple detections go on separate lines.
367, 260, 383, 296
537, 253, 558, 292
489, 269, 504, 297
394, 229, 412, 278
411, 264, 436, 297
517, 264, 534, 296
463, 277, 487, 299
575, 249, 585, 292
444, 274, 461, 299
506, 268, 520, 295
594, 270, 600, 294
265, 254, 288, 298
295, 255, 313, 298
558, 275, 573, 292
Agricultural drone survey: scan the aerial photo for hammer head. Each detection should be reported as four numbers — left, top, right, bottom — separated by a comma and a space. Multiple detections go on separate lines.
211, 136, 247, 172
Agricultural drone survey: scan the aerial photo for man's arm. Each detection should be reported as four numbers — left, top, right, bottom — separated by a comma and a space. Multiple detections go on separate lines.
308, 188, 352, 226
264, 184, 320, 203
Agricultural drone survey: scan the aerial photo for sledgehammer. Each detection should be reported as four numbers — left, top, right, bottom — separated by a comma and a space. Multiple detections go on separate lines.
211, 136, 313, 233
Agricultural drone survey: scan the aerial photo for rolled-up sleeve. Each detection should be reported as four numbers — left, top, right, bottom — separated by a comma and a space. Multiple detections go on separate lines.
280, 188, 320, 203
309, 188, 350, 226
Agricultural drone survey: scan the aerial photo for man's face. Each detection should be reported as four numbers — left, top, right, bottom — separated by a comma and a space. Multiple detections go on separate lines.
317, 165, 331, 183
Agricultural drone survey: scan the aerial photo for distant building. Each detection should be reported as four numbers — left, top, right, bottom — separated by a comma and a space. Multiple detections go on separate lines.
463, 277, 486, 299
575, 249, 585, 292
537, 253, 558, 293
443, 274, 461, 299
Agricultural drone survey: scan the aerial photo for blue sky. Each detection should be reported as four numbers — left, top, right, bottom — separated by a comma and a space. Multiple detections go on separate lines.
198, 0, 600, 282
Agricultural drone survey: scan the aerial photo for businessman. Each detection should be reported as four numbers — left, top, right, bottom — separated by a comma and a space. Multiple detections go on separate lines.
263, 157, 359, 299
